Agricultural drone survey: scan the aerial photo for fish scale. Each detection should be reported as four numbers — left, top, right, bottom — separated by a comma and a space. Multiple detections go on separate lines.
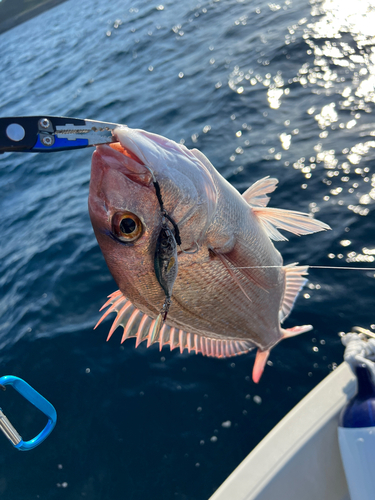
89, 126, 330, 382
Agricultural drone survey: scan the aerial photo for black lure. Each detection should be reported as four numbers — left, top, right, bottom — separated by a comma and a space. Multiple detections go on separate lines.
153, 181, 181, 245
154, 221, 178, 321
149, 179, 180, 342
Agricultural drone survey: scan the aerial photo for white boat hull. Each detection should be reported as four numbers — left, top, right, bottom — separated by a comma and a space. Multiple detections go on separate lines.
210, 363, 356, 500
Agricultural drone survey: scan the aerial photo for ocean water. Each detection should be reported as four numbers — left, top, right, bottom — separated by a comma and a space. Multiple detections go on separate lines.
1, 0, 375, 498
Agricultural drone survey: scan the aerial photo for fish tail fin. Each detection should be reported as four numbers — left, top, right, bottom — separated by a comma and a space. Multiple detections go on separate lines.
252, 349, 270, 383
252, 206, 331, 241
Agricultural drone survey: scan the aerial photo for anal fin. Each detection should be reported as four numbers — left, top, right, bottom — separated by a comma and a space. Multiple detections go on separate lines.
242, 176, 279, 207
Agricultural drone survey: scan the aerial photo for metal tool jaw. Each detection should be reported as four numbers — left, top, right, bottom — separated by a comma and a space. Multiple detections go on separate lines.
0, 116, 120, 153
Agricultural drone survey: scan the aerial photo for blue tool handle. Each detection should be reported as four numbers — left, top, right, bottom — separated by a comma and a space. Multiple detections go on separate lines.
0, 375, 57, 451
0, 115, 87, 153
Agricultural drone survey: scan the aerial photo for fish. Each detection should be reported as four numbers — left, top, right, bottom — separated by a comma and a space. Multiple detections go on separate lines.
88, 126, 330, 383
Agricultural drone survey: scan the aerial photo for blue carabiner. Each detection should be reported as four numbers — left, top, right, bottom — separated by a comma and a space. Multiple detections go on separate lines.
0, 376, 57, 451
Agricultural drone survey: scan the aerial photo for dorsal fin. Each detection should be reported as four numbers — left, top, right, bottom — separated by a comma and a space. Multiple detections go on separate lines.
242, 176, 279, 207
279, 263, 308, 322
95, 290, 255, 358
252, 206, 331, 241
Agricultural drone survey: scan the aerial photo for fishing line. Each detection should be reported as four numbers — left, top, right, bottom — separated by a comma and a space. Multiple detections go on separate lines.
130, 167, 375, 272
231, 265, 375, 271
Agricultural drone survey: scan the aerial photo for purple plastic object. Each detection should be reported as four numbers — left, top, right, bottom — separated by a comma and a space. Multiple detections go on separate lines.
339, 364, 375, 428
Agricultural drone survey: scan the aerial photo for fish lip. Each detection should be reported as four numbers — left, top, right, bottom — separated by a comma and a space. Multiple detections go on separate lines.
108, 139, 144, 166
112, 127, 149, 166
93, 143, 152, 187
96, 142, 143, 166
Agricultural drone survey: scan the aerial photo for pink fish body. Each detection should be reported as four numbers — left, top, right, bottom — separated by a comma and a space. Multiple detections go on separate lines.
88, 126, 330, 382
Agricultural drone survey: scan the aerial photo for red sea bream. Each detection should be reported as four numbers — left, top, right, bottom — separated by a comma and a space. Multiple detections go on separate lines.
88, 126, 330, 382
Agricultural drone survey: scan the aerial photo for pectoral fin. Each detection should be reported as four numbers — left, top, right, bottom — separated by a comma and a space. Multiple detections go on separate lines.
212, 249, 270, 299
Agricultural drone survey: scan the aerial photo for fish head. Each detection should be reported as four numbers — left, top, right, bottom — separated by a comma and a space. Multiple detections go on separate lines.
112, 126, 218, 243
88, 126, 218, 308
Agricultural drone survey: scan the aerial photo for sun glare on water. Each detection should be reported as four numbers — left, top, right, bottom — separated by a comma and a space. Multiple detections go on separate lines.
228, 0, 375, 265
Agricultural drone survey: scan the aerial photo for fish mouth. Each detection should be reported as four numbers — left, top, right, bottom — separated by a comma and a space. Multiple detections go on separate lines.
92, 142, 153, 187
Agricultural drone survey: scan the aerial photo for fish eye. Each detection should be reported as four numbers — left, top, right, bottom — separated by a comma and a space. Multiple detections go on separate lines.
112, 212, 143, 242
120, 218, 136, 234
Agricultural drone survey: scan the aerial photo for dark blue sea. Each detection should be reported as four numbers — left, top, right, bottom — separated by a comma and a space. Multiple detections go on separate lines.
1, 0, 375, 497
